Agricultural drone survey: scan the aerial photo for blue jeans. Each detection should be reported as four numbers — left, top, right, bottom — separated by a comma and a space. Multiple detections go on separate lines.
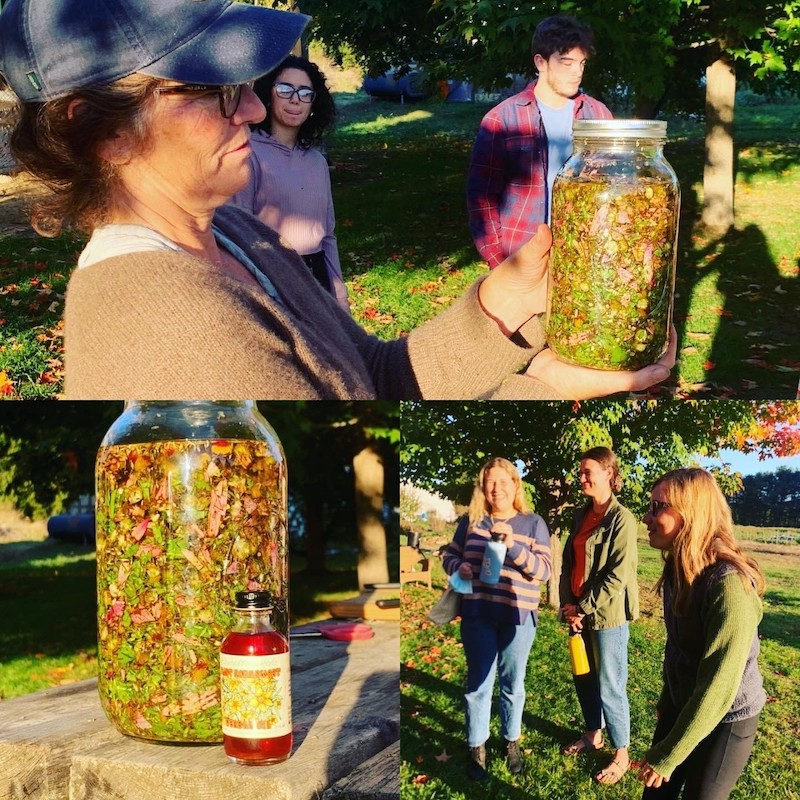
460, 613, 536, 747
572, 623, 631, 748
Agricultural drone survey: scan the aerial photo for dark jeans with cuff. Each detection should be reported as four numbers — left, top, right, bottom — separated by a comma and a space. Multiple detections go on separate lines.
642, 701, 760, 800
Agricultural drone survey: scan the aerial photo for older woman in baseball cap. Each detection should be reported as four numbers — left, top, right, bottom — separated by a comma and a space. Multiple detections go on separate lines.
0, 0, 676, 399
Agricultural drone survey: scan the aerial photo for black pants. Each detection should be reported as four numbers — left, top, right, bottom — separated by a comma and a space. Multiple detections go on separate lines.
301, 251, 332, 294
642, 703, 760, 800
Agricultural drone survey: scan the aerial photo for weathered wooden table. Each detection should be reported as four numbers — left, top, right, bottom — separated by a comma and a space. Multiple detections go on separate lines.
0, 620, 399, 800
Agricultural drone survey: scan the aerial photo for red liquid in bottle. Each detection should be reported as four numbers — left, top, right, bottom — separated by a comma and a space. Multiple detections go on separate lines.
221, 628, 292, 764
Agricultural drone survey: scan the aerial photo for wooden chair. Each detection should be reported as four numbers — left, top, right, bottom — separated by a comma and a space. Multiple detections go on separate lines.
400, 545, 432, 589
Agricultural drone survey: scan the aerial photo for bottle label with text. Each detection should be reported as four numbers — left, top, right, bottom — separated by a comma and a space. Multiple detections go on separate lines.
221, 652, 292, 738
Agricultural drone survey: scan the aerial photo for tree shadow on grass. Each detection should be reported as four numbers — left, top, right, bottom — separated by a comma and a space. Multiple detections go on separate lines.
698, 224, 799, 398
402, 664, 598, 799
760, 590, 800, 649
642, 138, 800, 399
0, 554, 96, 659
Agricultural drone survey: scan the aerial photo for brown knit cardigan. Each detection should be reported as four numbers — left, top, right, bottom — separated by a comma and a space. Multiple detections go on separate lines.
64, 205, 554, 399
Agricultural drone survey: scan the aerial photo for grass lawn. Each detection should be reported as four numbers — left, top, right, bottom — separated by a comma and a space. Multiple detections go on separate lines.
0, 529, 372, 701
400, 527, 800, 800
0, 91, 798, 398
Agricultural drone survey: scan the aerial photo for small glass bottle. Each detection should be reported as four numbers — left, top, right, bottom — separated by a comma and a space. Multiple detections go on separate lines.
546, 119, 680, 370
221, 590, 292, 765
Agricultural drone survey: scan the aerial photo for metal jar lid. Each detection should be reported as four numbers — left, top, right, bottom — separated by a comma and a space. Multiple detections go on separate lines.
572, 119, 667, 140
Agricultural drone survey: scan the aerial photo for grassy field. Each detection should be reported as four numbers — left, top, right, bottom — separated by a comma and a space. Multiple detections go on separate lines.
0, 511, 375, 700
0, 90, 797, 398
400, 526, 800, 800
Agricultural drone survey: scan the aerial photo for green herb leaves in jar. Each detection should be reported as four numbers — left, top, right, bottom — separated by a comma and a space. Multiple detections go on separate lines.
95, 437, 287, 742
545, 119, 680, 371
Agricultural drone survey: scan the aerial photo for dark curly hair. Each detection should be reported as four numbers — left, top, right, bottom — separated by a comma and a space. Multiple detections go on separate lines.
532, 14, 596, 60
252, 55, 336, 149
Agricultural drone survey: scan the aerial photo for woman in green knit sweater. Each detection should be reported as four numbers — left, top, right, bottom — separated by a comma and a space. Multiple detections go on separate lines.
638, 468, 766, 800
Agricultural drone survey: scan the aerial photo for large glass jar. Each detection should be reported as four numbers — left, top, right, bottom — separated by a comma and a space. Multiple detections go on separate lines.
95, 401, 287, 743
546, 120, 680, 370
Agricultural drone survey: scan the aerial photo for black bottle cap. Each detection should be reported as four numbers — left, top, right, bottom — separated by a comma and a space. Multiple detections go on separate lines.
234, 590, 273, 609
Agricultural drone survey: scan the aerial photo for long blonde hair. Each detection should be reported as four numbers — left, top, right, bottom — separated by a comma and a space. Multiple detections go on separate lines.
653, 468, 765, 614
467, 457, 529, 525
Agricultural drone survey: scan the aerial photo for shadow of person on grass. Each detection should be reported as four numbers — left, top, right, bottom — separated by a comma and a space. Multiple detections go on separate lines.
634, 133, 800, 400
402, 663, 594, 800
669, 220, 800, 399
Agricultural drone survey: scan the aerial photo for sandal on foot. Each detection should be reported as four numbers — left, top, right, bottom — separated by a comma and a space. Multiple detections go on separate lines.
595, 756, 631, 785
562, 733, 604, 756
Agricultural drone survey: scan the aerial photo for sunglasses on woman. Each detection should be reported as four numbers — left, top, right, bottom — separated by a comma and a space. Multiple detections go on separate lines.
156, 83, 251, 119
273, 82, 316, 103
648, 499, 672, 516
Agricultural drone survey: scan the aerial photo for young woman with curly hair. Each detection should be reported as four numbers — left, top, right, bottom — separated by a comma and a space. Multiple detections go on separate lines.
231, 55, 349, 311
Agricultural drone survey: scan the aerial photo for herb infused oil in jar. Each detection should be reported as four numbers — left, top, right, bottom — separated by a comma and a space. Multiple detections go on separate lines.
546, 120, 680, 370
221, 591, 292, 764
95, 402, 288, 743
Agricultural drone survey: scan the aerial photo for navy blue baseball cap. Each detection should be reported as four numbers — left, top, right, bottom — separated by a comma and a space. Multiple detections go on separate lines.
0, 0, 309, 103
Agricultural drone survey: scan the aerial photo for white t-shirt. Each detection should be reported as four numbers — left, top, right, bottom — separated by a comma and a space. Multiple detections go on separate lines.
79, 223, 282, 304
78, 224, 181, 267
539, 98, 575, 223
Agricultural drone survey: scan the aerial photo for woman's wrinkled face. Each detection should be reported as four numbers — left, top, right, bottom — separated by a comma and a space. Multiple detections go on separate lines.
269, 67, 314, 136
643, 484, 681, 551
116, 81, 266, 211
578, 459, 612, 499
483, 467, 517, 515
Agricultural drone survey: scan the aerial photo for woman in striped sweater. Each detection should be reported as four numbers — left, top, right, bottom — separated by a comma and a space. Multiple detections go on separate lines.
442, 457, 551, 780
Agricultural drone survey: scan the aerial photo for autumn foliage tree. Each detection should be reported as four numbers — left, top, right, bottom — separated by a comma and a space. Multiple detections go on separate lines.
400, 399, 800, 604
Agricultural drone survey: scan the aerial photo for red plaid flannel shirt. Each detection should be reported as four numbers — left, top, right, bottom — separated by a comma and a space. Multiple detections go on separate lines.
467, 81, 612, 268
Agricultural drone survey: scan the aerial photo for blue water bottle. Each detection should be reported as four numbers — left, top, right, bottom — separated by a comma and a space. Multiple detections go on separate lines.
481, 532, 507, 584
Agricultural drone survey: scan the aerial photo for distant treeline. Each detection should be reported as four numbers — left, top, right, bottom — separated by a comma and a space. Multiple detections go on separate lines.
729, 468, 800, 529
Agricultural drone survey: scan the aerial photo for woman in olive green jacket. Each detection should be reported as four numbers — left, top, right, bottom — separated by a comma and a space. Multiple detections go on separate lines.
560, 446, 639, 785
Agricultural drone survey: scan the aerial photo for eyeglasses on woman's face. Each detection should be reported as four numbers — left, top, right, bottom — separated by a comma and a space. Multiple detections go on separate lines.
647, 499, 672, 516
273, 82, 316, 103
156, 83, 252, 119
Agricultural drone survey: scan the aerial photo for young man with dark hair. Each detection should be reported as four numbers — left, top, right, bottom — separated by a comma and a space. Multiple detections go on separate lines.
467, 15, 612, 268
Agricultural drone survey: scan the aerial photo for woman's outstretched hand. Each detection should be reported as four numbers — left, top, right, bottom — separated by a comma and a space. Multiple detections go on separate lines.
477, 224, 551, 336
526, 326, 677, 399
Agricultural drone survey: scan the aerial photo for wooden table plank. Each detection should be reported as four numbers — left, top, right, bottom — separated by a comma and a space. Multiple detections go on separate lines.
0, 681, 118, 800
322, 740, 400, 800
0, 621, 398, 800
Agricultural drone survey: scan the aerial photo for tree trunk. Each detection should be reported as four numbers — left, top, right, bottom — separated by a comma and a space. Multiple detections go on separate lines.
353, 443, 389, 590
547, 533, 562, 610
701, 54, 736, 234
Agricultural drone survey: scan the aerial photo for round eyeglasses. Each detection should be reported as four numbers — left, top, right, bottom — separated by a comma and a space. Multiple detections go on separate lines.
156, 83, 250, 119
273, 82, 316, 103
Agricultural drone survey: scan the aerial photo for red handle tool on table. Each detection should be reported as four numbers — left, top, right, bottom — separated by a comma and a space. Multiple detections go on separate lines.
289, 622, 374, 642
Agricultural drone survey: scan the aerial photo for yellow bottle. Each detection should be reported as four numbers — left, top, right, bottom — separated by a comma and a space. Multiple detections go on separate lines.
569, 632, 590, 676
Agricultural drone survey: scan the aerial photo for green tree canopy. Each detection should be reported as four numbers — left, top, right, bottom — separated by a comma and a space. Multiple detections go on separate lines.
400, 400, 797, 534
304, 0, 800, 232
